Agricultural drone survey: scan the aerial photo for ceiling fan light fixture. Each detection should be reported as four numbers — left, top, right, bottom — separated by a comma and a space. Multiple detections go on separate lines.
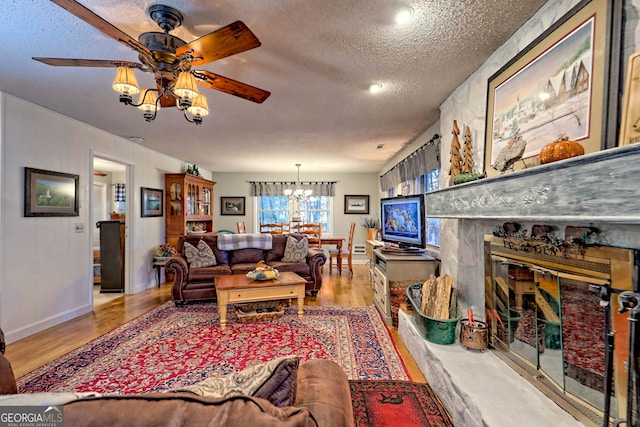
174, 71, 199, 101
112, 67, 140, 99
137, 90, 157, 111
137, 89, 158, 121
188, 94, 209, 117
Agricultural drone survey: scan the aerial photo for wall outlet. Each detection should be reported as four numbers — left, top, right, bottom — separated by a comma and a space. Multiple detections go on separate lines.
75, 223, 85, 233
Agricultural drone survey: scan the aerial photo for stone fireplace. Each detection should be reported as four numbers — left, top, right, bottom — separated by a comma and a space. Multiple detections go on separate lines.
485, 234, 634, 424
403, 144, 640, 426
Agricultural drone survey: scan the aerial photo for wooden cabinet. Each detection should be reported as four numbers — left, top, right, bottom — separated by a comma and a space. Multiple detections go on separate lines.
372, 249, 436, 326
98, 220, 125, 293
165, 173, 216, 247
365, 240, 384, 285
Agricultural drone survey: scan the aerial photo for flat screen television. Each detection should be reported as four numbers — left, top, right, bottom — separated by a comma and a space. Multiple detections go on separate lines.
380, 194, 426, 249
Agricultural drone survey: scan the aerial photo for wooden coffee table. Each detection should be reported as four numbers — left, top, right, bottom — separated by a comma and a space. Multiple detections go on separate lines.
215, 271, 306, 329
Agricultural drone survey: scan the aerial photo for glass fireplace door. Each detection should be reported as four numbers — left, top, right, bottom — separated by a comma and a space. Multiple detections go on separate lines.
488, 255, 614, 415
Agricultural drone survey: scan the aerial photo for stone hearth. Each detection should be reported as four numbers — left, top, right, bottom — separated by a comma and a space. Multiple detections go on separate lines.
399, 309, 583, 427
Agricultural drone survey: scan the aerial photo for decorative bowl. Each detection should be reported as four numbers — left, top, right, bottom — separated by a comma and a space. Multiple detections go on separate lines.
246, 269, 280, 281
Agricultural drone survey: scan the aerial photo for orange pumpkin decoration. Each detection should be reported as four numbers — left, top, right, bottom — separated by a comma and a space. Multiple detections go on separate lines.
539, 135, 584, 164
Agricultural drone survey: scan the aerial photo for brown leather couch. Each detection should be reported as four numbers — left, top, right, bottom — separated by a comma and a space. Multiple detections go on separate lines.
0, 356, 352, 427
0, 329, 17, 395
166, 234, 327, 305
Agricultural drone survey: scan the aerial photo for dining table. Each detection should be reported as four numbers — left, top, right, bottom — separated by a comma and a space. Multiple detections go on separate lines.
318, 236, 346, 273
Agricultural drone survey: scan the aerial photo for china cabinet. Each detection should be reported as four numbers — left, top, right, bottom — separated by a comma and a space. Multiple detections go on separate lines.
165, 173, 216, 247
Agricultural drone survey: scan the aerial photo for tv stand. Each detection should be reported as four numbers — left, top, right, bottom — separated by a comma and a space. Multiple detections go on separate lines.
379, 245, 426, 255
372, 249, 436, 327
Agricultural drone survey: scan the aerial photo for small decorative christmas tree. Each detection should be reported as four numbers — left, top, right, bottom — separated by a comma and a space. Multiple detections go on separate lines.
462, 125, 474, 174
448, 120, 462, 185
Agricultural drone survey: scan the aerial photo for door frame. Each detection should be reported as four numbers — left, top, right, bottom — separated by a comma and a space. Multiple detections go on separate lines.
90, 151, 133, 299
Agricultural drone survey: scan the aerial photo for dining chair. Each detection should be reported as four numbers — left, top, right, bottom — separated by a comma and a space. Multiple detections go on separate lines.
236, 221, 247, 234
259, 223, 283, 234
297, 223, 322, 248
280, 222, 291, 233
329, 222, 356, 275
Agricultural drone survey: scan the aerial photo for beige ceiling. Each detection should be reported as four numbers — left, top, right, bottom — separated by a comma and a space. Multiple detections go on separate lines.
0, 0, 546, 173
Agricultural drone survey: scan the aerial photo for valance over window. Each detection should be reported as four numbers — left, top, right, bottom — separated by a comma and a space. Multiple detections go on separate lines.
380, 134, 441, 191
249, 181, 336, 196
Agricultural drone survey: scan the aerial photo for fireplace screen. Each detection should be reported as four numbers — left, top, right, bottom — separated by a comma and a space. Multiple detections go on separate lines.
485, 235, 635, 425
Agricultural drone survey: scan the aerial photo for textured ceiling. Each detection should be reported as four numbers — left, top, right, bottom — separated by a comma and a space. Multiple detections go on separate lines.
0, 0, 546, 173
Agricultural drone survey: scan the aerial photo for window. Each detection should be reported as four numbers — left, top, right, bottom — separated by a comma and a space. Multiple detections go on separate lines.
424, 168, 440, 247
257, 196, 332, 234
257, 196, 290, 224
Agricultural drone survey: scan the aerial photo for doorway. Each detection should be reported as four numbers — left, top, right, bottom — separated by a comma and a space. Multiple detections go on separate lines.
92, 156, 128, 307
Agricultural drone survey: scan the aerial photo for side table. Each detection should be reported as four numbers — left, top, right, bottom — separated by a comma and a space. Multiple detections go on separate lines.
152, 259, 169, 287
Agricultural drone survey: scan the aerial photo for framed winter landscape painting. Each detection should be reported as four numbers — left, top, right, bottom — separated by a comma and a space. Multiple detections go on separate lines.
483, 0, 618, 177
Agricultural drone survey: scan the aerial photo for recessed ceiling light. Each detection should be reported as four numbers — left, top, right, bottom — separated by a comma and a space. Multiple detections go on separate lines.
369, 83, 383, 94
129, 136, 144, 143
395, 5, 414, 24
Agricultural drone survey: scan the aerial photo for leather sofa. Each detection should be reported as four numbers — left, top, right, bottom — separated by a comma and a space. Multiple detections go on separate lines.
0, 353, 353, 427
166, 234, 327, 305
0, 329, 17, 395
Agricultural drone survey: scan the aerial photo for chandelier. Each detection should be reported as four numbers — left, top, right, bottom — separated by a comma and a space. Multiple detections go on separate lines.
112, 66, 209, 125
284, 164, 312, 222
284, 164, 312, 200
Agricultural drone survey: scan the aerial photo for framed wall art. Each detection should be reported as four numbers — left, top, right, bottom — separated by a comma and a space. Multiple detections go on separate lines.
619, 50, 640, 146
344, 195, 369, 214
140, 187, 163, 217
483, 0, 620, 176
24, 167, 79, 217
221, 197, 245, 215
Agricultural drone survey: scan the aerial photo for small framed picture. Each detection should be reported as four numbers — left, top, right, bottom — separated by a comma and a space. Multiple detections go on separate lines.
221, 196, 245, 215
140, 187, 163, 217
24, 167, 79, 217
344, 195, 369, 214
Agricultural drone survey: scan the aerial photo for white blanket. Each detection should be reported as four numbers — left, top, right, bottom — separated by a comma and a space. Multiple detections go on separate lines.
217, 233, 273, 251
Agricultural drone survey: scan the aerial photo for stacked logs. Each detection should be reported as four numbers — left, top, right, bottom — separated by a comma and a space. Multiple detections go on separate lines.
420, 274, 457, 320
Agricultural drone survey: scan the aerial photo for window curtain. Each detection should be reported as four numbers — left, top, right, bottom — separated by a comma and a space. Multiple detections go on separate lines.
250, 181, 336, 196
113, 183, 126, 202
379, 134, 441, 191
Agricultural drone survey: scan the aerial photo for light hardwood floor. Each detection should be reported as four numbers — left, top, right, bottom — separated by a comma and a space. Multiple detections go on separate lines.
6, 264, 425, 382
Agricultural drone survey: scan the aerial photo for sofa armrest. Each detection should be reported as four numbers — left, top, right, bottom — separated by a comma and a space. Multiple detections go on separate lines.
305, 249, 326, 294
0, 354, 17, 395
165, 256, 189, 302
295, 359, 352, 427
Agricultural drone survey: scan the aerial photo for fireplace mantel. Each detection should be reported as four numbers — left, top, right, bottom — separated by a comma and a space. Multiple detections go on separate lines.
427, 144, 640, 223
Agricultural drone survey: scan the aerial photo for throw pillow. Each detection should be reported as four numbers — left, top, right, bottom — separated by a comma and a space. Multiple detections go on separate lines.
281, 236, 308, 263
177, 356, 299, 407
184, 240, 216, 268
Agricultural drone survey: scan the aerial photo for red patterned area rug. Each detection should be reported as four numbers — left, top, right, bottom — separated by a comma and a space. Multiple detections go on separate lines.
350, 380, 453, 427
17, 303, 409, 393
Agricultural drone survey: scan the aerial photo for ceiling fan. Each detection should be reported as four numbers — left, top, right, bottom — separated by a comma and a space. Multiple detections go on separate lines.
33, 0, 270, 124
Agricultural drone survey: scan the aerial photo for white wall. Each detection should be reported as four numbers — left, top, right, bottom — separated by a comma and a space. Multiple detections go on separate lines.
211, 171, 381, 255
0, 94, 187, 343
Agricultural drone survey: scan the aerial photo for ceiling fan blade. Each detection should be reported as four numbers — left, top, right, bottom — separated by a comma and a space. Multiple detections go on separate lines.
194, 70, 270, 104
33, 57, 145, 69
50, 0, 152, 58
176, 21, 261, 67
